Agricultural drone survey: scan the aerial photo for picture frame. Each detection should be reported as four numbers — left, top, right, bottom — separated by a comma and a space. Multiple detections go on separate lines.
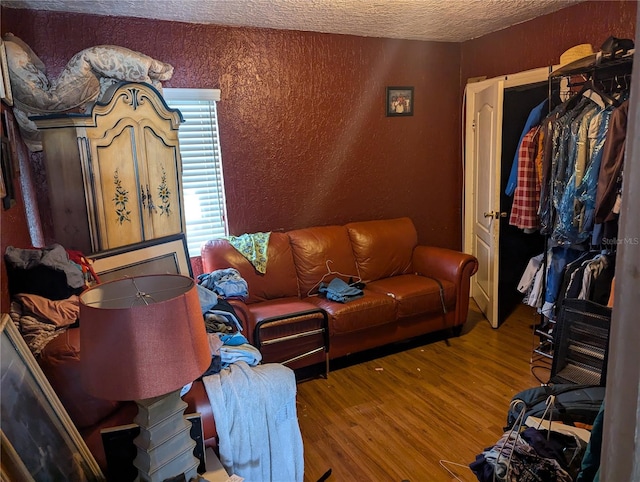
386, 86, 414, 117
90, 233, 193, 284
0, 40, 13, 106
0, 314, 104, 481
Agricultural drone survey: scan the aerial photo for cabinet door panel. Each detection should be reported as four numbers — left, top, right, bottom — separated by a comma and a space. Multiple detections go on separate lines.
92, 125, 144, 249
141, 125, 184, 239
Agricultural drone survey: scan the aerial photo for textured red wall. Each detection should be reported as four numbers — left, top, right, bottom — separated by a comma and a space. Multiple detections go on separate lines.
0, 1, 636, 260
461, 0, 637, 82
0, 9, 462, 250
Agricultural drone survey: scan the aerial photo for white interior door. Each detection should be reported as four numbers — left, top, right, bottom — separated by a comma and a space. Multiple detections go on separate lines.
463, 68, 549, 328
464, 79, 503, 327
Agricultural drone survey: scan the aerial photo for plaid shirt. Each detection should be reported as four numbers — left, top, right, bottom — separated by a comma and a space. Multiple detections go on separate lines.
509, 127, 541, 230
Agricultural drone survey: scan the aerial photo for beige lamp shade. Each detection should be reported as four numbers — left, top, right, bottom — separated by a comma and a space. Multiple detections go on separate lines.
79, 274, 210, 401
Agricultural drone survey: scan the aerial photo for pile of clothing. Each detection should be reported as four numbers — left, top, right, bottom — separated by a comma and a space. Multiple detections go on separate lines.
470, 425, 585, 482
197, 266, 304, 482
196, 268, 261, 377
5, 244, 87, 356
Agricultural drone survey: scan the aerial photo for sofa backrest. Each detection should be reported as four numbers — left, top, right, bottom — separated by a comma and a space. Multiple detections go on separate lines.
200, 233, 299, 303
346, 217, 417, 282
201, 218, 419, 302
288, 225, 359, 296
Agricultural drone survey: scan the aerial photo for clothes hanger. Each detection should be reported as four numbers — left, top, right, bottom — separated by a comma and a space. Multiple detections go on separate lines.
564, 75, 618, 112
581, 85, 606, 109
535, 395, 556, 441
581, 77, 620, 107
494, 399, 527, 482
306, 259, 363, 297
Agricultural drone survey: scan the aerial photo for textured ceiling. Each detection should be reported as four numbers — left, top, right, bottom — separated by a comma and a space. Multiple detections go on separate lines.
3, 0, 585, 42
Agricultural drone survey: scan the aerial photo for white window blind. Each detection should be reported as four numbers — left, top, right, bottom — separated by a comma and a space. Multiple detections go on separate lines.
163, 88, 228, 257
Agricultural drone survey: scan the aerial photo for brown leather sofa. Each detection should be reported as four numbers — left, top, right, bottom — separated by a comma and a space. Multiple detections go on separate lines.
201, 217, 479, 361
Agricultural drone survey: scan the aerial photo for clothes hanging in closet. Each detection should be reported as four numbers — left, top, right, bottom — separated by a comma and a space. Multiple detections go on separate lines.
506, 99, 549, 196
552, 102, 614, 246
510, 87, 627, 245
512, 61, 631, 325
561, 252, 615, 308
518, 252, 545, 309
518, 249, 615, 318
509, 126, 542, 231
595, 100, 629, 223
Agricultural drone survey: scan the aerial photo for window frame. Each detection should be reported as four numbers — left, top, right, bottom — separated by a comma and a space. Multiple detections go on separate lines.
163, 87, 228, 258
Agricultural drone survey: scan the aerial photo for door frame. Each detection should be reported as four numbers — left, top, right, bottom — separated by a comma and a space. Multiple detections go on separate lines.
463, 66, 550, 327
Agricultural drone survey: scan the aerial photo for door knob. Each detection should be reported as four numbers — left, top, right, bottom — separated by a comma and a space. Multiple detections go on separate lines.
483, 211, 507, 219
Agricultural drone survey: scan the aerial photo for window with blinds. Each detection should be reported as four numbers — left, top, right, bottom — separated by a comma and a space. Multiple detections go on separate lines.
163, 88, 227, 257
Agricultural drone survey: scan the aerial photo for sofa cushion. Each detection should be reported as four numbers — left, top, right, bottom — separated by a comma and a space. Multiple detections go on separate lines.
346, 217, 417, 282
305, 290, 396, 334
366, 274, 456, 319
288, 225, 359, 296
38, 328, 122, 429
201, 233, 299, 303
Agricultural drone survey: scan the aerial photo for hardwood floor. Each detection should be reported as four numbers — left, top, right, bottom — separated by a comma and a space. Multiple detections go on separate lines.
296, 302, 547, 482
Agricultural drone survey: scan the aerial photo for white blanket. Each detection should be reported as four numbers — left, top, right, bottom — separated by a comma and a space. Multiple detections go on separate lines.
202, 361, 304, 482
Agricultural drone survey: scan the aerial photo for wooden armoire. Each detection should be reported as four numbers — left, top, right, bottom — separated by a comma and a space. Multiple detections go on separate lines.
32, 82, 186, 254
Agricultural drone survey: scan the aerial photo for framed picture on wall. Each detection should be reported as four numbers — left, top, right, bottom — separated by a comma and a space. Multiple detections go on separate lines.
90, 233, 193, 284
386, 86, 414, 117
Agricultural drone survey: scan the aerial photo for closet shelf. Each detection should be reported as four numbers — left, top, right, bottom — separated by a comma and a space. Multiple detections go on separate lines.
550, 52, 633, 78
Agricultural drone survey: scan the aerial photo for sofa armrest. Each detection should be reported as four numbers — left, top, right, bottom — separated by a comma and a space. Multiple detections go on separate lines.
39, 328, 123, 430
224, 298, 256, 344
412, 246, 478, 283
412, 246, 479, 326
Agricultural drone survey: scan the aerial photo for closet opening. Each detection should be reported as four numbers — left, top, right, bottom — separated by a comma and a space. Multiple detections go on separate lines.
498, 82, 548, 324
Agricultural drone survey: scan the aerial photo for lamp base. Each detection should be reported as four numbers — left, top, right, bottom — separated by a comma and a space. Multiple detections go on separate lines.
133, 389, 199, 482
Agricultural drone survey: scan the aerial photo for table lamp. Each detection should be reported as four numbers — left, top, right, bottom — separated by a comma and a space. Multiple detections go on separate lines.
79, 274, 210, 482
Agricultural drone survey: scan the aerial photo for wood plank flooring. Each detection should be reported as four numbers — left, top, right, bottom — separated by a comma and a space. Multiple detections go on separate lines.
296, 302, 547, 482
